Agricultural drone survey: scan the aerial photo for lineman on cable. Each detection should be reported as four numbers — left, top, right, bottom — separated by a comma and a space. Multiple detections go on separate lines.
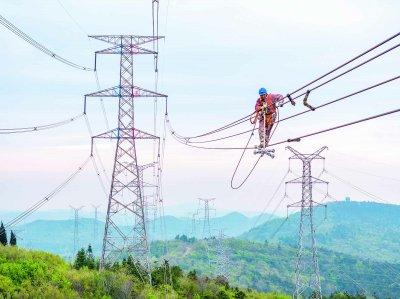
251, 87, 285, 149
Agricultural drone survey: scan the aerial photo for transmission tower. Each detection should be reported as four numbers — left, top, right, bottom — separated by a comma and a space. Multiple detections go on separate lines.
85, 35, 167, 275
215, 229, 230, 280
198, 198, 215, 238
70, 205, 84, 255
191, 212, 198, 237
286, 146, 328, 299
92, 204, 101, 240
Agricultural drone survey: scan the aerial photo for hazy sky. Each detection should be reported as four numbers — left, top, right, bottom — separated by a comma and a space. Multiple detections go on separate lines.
0, 0, 399, 218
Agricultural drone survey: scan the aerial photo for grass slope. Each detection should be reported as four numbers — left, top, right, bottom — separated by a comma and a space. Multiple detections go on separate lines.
0, 245, 290, 299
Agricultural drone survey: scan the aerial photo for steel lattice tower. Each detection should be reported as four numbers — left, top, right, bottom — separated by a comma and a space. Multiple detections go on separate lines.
84, 35, 167, 274
92, 204, 101, 241
70, 205, 84, 255
215, 230, 230, 280
198, 198, 215, 238
286, 146, 328, 299
191, 212, 198, 237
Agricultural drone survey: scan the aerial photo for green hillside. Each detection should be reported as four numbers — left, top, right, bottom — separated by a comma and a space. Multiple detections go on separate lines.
0, 245, 290, 299
241, 201, 400, 262
152, 238, 400, 298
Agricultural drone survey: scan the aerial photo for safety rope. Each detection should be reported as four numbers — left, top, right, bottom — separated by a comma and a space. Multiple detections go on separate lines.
230, 108, 281, 189
230, 122, 260, 189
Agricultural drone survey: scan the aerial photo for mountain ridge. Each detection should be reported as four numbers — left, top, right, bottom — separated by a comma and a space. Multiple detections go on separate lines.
240, 200, 400, 262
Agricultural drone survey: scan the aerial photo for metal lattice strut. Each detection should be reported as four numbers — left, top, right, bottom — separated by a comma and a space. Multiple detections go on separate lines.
85, 36, 167, 282
286, 146, 328, 299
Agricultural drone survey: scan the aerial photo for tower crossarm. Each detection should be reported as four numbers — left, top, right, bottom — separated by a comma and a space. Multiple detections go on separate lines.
286, 177, 303, 184
310, 177, 328, 184
286, 146, 328, 161
85, 85, 167, 99
96, 44, 157, 55
138, 162, 157, 172
287, 200, 304, 209
84, 86, 167, 114
89, 35, 164, 46
92, 127, 159, 140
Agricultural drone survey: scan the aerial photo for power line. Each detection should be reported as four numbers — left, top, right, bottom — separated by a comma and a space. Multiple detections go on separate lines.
0, 13, 92, 71
323, 169, 390, 204
281, 41, 400, 106
251, 169, 292, 230
326, 162, 400, 182
168, 106, 400, 150
279, 108, 400, 147
0, 113, 84, 134
55, 0, 111, 132
166, 31, 400, 140
280, 32, 400, 106
2, 156, 91, 232
56, 0, 89, 36
183, 74, 400, 145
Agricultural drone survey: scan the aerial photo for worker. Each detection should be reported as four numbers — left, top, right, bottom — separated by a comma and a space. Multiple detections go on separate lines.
251, 87, 284, 148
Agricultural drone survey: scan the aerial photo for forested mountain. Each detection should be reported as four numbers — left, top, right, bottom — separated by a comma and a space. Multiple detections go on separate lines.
152, 238, 400, 297
241, 201, 400, 262
13, 212, 274, 257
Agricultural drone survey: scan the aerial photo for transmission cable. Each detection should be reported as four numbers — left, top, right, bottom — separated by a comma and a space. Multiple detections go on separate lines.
84, 114, 110, 184
0, 13, 92, 71
55, 0, 111, 131
167, 31, 400, 140
171, 104, 400, 151
326, 162, 400, 183
185, 67, 400, 145
324, 169, 390, 204
280, 32, 400, 106
251, 168, 292, 229
0, 113, 84, 134
3, 156, 91, 231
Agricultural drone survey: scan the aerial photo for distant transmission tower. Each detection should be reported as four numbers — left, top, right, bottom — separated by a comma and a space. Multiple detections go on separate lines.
92, 204, 101, 240
191, 212, 198, 237
85, 35, 167, 276
215, 229, 230, 280
198, 198, 215, 238
70, 205, 84, 255
286, 146, 328, 299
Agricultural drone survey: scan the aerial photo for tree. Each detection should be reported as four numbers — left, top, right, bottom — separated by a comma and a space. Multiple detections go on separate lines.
188, 269, 197, 281
74, 248, 87, 269
0, 222, 7, 246
9, 231, 17, 246
217, 290, 230, 299
234, 287, 246, 299
179, 234, 188, 242
170, 265, 183, 286
86, 244, 95, 269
